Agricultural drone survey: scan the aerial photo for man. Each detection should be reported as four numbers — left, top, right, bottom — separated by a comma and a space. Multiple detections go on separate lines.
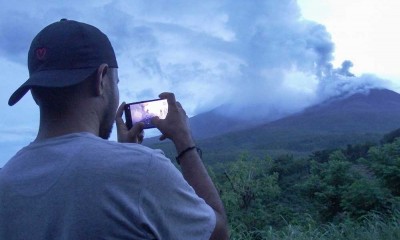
0, 19, 228, 239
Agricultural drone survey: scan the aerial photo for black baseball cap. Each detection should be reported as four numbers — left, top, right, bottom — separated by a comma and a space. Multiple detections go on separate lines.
8, 19, 118, 106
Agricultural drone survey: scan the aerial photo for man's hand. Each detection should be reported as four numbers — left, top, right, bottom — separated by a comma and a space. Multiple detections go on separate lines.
152, 92, 229, 239
151, 92, 195, 153
116, 102, 145, 143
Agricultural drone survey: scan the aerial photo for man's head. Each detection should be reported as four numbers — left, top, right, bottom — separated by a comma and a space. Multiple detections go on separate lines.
8, 19, 118, 105
9, 19, 119, 139
31, 66, 119, 139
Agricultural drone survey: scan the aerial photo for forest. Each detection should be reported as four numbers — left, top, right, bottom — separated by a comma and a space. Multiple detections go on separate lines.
206, 129, 400, 239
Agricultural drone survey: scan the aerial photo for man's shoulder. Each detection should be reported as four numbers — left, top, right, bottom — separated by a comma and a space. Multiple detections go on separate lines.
11, 132, 168, 169
45, 132, 160, 154
82, 133, 165, 158
69, 132, 168, 163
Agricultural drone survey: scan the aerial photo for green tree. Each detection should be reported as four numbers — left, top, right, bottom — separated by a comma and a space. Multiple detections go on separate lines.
215, 153, 280, 234
367, 140, 400, 196
303, 151, 355, 222
341, 178, 392, 218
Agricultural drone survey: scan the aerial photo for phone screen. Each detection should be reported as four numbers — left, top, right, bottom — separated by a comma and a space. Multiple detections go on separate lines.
124, 98, 168, 129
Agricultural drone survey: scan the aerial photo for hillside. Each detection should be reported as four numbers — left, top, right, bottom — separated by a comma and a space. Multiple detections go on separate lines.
147, 88, 400, 163
189, 107, 271, 139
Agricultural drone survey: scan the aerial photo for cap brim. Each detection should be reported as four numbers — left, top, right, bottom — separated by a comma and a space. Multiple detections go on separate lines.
8, 68, 97, 106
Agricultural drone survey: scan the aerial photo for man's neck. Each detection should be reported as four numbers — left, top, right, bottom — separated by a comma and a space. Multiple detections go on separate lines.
35, 110, 99, 142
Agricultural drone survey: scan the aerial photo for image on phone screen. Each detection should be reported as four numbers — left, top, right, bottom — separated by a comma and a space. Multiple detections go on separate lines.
124, 99, 168, 129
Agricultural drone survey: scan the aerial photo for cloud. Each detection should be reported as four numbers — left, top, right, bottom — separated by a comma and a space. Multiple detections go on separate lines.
0, 11, 39, 63
104, 0, 384, 120
0, 0, 389, 120
98, 0, 337, 118
0, 125, 37, 167
0, 0, 394, 165
0, 126, 36, 143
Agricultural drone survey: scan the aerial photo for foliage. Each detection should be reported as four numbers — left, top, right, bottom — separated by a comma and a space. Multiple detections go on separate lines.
215, 153, 281, 234
302, 151, 356, 222
366, 140, 400, 195
208, 138, 400, 239
341, 178, 392, 218
229, 211, 400, 240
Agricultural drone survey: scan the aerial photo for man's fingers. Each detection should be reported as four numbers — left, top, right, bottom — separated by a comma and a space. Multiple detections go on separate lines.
130, 122, 145, 134
115, 102, 125, 123
159, 92, 176, 107
116, 102, 125, 119
138, 131, 144, 144
151, 116, 161, 128
115, 102, 127, 130
128, 122, 145, 143
175, 101, 186, 115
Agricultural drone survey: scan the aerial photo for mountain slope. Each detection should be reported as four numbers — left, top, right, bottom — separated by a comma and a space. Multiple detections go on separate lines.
189, 108, 271, 139
147, 88, 400, 163
286, 88, 400, 132
195, 88, 400, 162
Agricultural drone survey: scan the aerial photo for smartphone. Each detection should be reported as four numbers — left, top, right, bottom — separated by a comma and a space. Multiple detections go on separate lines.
124, 98, 168, 129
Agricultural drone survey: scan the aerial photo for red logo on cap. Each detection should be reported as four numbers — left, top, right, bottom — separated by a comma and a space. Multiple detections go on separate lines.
36, 48, 47, 60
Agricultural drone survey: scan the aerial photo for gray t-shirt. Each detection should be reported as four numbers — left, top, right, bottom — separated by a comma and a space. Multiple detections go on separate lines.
0, 132, 215, 240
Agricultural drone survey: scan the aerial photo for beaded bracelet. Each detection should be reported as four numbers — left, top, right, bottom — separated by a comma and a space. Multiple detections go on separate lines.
175, 146, 202, 165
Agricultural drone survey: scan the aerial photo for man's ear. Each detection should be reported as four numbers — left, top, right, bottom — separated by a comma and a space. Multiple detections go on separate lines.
95, 63, 109, 96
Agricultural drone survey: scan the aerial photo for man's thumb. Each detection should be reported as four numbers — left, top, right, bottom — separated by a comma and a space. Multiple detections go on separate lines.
151, 116, 161, 127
